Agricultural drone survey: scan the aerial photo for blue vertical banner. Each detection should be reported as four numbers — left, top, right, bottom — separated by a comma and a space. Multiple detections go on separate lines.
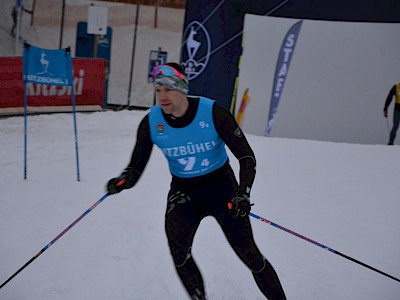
265, 20, 303, 136
23, 43, 80, 181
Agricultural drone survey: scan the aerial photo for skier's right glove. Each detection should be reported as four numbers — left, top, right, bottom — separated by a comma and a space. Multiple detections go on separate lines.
106, 168, 136, 194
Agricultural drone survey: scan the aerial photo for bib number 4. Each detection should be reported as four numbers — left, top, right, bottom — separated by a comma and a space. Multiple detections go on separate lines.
178, 157, 210, 171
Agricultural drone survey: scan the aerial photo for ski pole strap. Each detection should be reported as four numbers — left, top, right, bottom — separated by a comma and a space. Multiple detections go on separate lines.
249, 212, 400, 283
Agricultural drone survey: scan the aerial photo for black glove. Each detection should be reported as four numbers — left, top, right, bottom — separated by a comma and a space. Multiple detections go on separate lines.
107, 168, 136, 194
228, 193, 252, 218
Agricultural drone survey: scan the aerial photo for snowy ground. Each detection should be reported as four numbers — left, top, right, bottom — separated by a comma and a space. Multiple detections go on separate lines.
0, 110, 399, 299
1, 0, 400, 299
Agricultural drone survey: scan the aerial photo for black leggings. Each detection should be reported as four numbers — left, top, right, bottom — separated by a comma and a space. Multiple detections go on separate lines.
164, 168, 286, 299
389, 110, 400, 144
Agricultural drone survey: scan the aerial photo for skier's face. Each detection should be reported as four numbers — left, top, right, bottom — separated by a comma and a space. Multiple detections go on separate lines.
155, 85, 188, 117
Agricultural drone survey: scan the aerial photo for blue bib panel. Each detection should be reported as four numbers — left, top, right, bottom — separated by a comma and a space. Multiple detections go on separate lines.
149, 97, 228, 178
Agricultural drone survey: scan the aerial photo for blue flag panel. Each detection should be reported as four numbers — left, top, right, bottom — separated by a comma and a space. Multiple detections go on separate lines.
22, 43, 80, 181
23, 44, 73, 86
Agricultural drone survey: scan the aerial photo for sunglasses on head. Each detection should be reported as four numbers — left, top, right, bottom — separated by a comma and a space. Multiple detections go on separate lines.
152, 65, 185, 80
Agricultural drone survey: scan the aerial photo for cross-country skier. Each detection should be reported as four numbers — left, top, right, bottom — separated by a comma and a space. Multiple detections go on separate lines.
106, 62, 286, 299
10, 4, 32, 37
384, 82, 400, 145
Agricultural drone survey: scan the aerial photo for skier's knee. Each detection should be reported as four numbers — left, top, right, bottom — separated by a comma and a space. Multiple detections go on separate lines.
190, 288, 207, 300
175, 247, 192, 268
251, 256, 266, 274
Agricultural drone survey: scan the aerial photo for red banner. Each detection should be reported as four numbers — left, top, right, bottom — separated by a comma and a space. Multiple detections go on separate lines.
0, 57, 107, 108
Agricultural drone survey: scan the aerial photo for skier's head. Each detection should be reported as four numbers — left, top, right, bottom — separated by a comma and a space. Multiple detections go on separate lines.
152, 62, 189, 95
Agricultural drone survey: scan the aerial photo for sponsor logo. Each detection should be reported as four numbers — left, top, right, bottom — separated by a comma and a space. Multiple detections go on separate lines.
37, 51, 54, 76
181, 21, 211, 80
157, 123, 165, 134
161, 141, 217, 157
234, 127, 243, 137
26, 69, 85, 96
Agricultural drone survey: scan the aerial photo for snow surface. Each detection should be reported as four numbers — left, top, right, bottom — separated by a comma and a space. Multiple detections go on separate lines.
0, 111, 399, 299
1, 0, 400, 299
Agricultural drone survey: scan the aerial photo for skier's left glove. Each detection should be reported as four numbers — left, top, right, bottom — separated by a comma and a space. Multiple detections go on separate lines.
228, 193, 252, 218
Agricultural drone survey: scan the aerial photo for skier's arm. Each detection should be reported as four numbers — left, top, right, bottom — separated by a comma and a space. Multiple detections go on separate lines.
107, 115, 153, 194
384, 85, 396, 112
124, 114, 154, 183
22, 6, 33, 14
213, 104, 256, 196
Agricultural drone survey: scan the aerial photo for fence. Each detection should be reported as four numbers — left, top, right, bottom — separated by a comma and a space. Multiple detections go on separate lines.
2, 0, 185, 108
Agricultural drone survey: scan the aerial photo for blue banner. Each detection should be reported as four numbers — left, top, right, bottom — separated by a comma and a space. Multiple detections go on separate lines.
181, 1, 273, 111
265, 20, 303, 136
22, 43, 80, 181
23, 44, 73, 86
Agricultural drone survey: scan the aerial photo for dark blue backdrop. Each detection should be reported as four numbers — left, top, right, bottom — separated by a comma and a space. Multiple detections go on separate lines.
181, 0, 400, 112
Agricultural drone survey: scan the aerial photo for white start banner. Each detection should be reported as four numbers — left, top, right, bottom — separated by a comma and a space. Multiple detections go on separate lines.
236, 15, 400, 145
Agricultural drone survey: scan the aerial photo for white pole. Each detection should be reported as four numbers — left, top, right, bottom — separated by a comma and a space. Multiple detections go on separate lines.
15, 2, 22, 55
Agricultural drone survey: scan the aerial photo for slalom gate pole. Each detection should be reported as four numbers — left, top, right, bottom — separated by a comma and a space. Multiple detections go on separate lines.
249, 212, 400, 283
71, 80, 81, 182
66, 46, 80, 182
0, 192, 110, 289
23, 82, 28, 180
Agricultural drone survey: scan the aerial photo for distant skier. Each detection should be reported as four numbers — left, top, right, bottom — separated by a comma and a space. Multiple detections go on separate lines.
383, 82, 400, 145
106, 62, 287, 299
11, 4, 32, 37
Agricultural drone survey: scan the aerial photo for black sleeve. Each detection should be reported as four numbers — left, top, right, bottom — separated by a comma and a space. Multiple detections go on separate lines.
213, 104, 256, 196
384, 85, 396, 111
23, 7, 33, 14
123, 114, 154, 186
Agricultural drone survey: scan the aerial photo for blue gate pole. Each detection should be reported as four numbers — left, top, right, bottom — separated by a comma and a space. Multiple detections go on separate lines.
67, 48, 80, 181
23, 83, 28, 180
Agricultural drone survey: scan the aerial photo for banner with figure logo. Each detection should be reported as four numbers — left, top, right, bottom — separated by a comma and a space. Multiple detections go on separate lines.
23, 44, 73, 86
181, 0, 272, 111
181, 21, 210, 82
22, 43, 80, 181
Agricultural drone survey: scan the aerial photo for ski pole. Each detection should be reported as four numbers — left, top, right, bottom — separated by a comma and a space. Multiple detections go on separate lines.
386, 117, 391, 133
249, 212, 400, 283
0, 192, 111, 289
